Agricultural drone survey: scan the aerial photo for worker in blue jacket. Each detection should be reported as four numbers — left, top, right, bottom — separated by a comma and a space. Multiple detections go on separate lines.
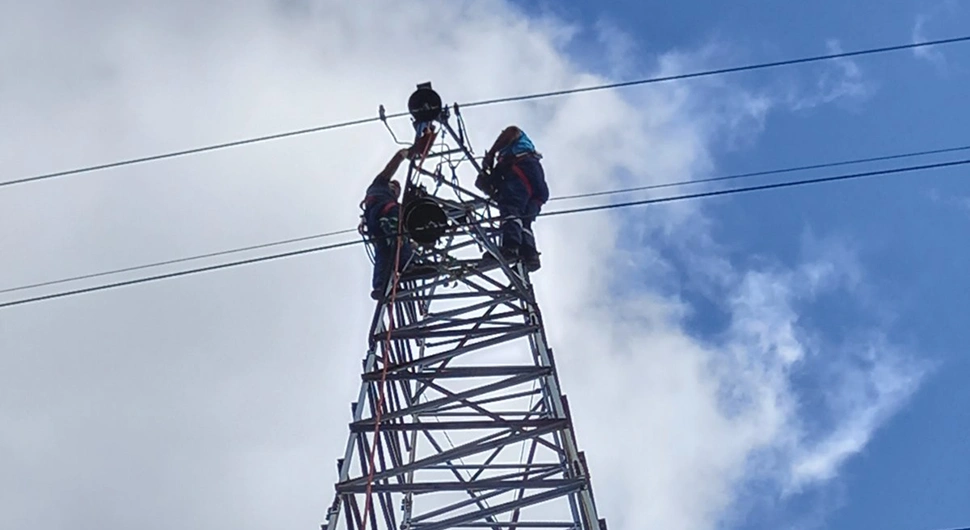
361, 148, 416, 300
477, 125, 548, 272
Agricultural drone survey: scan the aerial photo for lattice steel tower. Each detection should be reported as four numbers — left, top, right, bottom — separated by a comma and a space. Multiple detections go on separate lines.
323, 83, 607, 530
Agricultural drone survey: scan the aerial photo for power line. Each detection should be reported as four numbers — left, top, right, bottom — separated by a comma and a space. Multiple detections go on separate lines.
3, 34, 968, 191
0, 227, 358, 296
462, 35, 970, 108
0, 238, 363, 310
5, 141, 963, 299
2, 156, 967, 310
539, 157, 970, 219
550, 143, 970, 202
0, 115, 399, 190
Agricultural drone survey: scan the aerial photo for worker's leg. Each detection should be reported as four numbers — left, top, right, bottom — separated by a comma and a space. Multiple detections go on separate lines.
519, 199, 541, 272
372, 239, 392, 295
371, 240, 413, 298
371, 214, 412, 298
509, 158, 545, 271
495, 172, 529, 257
521, 200, 541, 252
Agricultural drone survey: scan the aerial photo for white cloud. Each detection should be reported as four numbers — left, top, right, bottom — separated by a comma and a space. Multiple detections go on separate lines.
925, 187, 970, 213
911, 1, 962, 72
0, 1, 926, 530
784, 39, 875, 112
718, 250, 930, 494
593, 17, 641, 79
788, 339, 928, 488
602, 230, 932, 527
913, 14, 947, 69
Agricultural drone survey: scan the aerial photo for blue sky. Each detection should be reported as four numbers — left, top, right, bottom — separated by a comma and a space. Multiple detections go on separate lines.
515, 0, 970, 529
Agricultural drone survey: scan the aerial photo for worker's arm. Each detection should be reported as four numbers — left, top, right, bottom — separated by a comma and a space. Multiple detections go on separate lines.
482, 126, 522, 169
374, 148, 411, 183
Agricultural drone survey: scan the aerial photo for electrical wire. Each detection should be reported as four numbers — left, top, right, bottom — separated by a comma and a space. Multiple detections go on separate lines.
0, 116, 400, 190
462, 35, 970, 108
0, 227, 358, 296
539, 157, 970, 219
550, 143, 970, 202
4, 141, 964, 298
2, 156, 967, 310
3, 34, 968, 191
0, 238, 362, 310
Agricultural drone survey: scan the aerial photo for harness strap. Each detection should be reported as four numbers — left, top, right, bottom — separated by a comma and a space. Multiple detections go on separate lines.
361, 196, 400, 216
380, 201, 398, 216
510, 163, 533, 198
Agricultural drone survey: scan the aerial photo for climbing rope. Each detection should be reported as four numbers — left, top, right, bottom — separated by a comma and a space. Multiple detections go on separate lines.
359, 128, 438, 530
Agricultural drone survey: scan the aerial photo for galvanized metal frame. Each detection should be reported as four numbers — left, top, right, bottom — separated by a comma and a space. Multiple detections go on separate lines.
323, 94, 607, 530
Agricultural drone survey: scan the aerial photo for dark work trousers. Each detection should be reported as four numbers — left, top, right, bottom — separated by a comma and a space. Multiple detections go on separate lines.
494, 156, 548, 257
369, 214, 413, 292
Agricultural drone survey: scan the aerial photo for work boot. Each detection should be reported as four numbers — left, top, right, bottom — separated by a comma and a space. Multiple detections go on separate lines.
480, 246, 518, 267
370, 288, 383, 301
520, 245, 541, 273
523, 253, 541, 272
400, 263, 438, 281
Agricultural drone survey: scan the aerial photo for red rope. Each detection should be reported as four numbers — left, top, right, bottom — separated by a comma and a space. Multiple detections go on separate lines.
359, 131, 437, 530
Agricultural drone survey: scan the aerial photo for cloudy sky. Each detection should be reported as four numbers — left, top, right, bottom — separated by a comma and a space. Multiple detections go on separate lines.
2, 1, 969, 529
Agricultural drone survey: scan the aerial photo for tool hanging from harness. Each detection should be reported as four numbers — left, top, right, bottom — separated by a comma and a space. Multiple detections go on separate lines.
358, 195, 400, 244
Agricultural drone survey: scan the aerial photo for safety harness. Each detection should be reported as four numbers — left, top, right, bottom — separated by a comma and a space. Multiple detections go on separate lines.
495, 150, 545, 203
358, 193, 400, 241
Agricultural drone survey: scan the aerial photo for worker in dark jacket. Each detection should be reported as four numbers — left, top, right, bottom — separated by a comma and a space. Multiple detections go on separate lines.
361, 148, 415, 300
477, 125, 548, 272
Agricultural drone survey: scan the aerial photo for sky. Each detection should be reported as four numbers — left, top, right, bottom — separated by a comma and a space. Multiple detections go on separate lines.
0, 1, 968, 530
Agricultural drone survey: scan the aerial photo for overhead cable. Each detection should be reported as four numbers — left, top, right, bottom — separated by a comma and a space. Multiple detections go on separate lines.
2, 156, 967, 310
4, 140, 962, 298
0, 238, 362, 310
0, 227, 359, 296
550, 143, 970, 201
3, 34, 968, 191
539, 157, 970, 219
463, 35, 970, 108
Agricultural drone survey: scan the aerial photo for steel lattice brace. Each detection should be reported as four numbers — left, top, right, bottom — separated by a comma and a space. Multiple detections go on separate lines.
323, 84, 607, 530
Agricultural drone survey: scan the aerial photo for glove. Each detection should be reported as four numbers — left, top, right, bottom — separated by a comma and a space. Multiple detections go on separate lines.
482, 150, 495, 171
475, 171, 497, 198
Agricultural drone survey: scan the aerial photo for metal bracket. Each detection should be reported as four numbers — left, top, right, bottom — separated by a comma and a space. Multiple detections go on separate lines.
378, 104, 411, 146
